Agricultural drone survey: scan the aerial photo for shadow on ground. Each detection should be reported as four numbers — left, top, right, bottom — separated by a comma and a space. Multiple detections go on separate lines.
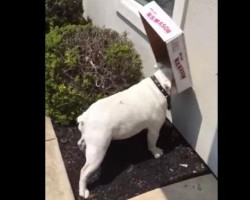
53, 119, 210, 200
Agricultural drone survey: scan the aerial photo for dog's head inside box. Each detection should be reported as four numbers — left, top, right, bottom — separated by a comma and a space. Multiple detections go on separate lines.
139, 1, 192, 93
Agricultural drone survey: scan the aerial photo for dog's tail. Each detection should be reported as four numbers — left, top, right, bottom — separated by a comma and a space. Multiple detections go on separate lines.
77, 112, 88, 131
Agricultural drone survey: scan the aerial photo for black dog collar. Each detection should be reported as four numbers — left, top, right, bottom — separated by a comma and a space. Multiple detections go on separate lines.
150, 75, 171, 110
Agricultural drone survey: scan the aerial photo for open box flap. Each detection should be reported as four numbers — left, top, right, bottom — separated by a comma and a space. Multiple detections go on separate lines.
139, 1, 182, 43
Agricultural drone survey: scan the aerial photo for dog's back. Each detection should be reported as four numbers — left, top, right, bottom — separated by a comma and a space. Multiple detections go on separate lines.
79, 78, 167, 140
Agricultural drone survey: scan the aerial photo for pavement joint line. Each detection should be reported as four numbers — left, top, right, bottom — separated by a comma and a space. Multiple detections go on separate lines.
46, 138, 57, 142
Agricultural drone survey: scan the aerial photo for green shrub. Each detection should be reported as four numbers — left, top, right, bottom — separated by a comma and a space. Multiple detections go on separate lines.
46, 25, 143, 124
45, 0, 87, 33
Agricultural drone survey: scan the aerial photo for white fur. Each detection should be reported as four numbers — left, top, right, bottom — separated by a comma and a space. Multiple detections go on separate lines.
77, 66, 173, 198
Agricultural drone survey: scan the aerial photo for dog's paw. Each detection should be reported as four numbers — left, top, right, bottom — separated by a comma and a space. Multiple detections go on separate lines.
84, 189, 89, 199
79, 188, 89, 198
79, 189, 84, 198
150, 147, 163, 158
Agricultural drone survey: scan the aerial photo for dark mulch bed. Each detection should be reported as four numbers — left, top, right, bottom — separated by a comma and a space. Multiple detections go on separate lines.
53, 119, 210, 200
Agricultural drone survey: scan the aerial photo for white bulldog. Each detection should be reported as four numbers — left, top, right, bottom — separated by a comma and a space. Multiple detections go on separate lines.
77, 64, 173, 198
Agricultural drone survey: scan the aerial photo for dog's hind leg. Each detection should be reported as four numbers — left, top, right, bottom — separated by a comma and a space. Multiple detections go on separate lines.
147, 126, 163, 159
79, 139, 111, 198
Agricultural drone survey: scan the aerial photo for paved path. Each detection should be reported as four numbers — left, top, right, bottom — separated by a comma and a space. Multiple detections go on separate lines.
46, 117, 75, 200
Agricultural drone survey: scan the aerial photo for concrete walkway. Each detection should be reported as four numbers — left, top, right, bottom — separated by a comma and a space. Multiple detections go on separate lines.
46, 117, 75, 200
45, 116, 217, 200
129, 174, 217, 200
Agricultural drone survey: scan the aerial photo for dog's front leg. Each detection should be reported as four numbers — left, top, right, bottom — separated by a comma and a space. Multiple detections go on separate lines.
147, 127, 163, 158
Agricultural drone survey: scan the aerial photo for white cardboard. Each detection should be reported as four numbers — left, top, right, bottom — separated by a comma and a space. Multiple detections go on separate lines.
139, 1, 192, 93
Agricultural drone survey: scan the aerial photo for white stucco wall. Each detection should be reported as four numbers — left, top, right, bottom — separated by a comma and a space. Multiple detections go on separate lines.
172, 0, 217, 176
83, 0, 217, 176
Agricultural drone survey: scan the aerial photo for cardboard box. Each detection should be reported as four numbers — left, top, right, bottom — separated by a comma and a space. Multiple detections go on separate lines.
139, 1, 192, 93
